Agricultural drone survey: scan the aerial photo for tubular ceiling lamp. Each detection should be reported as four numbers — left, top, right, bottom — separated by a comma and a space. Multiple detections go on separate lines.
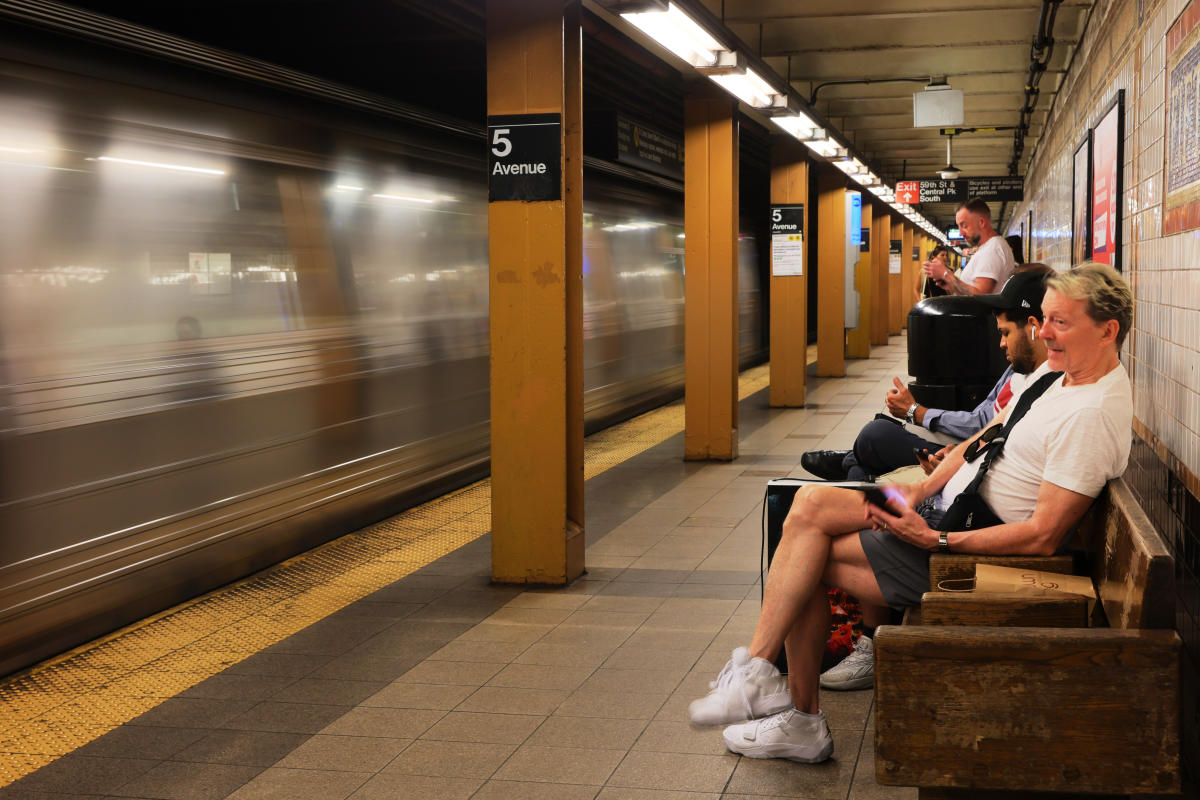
771, 113, 821, 140
698, 53, 784, 109
804, 138, 844, 159
620, 2, 725, 67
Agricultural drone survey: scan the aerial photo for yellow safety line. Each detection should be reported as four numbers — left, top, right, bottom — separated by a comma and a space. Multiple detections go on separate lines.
0, 363, 770, 785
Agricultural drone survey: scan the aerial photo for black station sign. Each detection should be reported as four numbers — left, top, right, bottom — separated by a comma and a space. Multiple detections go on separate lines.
616, 115, 684, 180
913, 246, 920, 260
770, 205, 804, 235
860, 227, 870, 252
488, 113, 561, 202
895, 176, 1025, 204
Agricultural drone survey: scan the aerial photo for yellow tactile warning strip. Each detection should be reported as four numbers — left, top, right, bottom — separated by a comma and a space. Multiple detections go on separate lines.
0, 363, 770, 786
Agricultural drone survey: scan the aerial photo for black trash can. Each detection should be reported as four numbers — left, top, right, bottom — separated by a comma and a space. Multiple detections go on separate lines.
907, 296, 1008, 412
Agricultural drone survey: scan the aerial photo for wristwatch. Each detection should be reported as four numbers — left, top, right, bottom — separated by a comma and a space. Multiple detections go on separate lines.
905, 403, 918, 424
938, 530, 951, 553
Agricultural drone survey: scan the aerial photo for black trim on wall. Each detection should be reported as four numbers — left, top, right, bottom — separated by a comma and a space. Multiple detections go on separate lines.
1126, 435, 1200, 783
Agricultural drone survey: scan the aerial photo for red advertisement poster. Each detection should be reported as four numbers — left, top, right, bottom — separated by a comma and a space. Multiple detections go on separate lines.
1091, 92, 1123, 270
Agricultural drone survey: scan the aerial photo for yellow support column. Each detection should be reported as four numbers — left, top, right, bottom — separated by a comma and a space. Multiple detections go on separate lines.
901, 224, 914, 330
870, 206, 890, 346
768, 141, 808, 407
816, 170, 845, 376
487, 0, 584, 585
846, 200, 872, 358
889, 216, 903, 335
684, 92, 739, 461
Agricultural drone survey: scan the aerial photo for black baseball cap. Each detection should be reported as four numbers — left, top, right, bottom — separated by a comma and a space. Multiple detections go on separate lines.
975, 269, 1051, 321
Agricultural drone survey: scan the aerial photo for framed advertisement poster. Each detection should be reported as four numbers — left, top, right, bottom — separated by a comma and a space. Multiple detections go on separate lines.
1026, 210, 1033, 262
1090, 90, 1123, 271
1164, 0, 1200, 234
1071, 131, 1092, 265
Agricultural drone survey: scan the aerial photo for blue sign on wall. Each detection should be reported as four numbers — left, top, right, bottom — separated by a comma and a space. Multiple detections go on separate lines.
849, 192, 862, 246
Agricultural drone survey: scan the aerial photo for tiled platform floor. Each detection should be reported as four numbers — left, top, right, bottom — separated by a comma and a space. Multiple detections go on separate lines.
1, 339, 916, 800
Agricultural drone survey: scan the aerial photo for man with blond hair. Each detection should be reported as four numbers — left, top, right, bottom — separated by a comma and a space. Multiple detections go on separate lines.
688, 263, 1133, 764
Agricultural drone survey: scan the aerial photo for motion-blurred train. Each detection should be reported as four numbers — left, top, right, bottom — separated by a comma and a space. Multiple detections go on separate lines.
0, 9, 765, 675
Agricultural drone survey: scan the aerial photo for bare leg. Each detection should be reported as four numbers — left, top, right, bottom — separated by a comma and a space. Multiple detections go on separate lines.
748, 485, 875, 661
782, 589, 830, 713
749, 487, 891, 714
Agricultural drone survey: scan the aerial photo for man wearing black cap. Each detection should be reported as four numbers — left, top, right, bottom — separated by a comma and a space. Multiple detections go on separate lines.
803, 266, 1054, 484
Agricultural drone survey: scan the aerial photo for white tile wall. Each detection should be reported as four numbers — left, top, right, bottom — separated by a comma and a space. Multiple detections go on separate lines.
1009, 0, 1200, 482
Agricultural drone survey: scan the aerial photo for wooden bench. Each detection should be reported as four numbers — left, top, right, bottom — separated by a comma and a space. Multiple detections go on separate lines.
873, 477, 1181, 797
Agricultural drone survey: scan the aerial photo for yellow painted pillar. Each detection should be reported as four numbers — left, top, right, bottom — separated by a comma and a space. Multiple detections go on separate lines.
768, 141, 808, 407
816, 170, 845, 376
889, 217, 903, 335
846, 200, 872, 359
684, 92, 739, 461
900, 224, 914, 330
870, 205, 890, 346
487, 0, 584, 584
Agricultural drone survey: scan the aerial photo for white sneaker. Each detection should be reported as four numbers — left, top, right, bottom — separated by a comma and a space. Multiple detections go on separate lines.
687, 647, 792, 726
723, 708, 834, 763
819, 634, 873, 691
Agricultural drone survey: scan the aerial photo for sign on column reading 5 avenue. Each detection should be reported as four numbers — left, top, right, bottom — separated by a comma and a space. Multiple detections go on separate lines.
488, 113, 561, 202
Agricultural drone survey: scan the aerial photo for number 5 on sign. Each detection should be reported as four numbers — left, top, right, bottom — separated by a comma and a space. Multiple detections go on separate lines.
491, 128, 512, 158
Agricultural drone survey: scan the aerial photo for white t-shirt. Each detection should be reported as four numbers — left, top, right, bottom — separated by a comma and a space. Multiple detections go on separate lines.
961, 234, 1016, 292
940, 361, 1133, 524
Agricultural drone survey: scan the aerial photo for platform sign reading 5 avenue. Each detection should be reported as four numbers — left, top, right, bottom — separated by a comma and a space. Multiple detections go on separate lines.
488, 113, 561, 202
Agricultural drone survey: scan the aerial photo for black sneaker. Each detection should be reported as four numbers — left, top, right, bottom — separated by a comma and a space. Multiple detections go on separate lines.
799, 450, 852, 481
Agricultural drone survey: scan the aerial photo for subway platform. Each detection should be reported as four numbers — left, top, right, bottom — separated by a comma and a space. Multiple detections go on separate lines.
0, 339, 915, 800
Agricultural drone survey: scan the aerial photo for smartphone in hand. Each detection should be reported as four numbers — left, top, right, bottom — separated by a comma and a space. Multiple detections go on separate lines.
857, 486, 893, 510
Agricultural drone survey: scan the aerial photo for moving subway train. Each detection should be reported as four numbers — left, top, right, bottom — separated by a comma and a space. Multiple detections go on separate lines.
0, 18, 765, 675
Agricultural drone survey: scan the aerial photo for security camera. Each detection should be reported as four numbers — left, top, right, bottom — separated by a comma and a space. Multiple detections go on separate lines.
938, 164, 962, 180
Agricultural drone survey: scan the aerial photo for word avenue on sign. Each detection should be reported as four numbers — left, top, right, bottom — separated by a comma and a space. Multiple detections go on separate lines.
770, 205, 804, 276
488, 113, 561, 202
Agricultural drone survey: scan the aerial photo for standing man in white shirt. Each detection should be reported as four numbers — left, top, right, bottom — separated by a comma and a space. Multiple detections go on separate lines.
925, 198, 1015, 295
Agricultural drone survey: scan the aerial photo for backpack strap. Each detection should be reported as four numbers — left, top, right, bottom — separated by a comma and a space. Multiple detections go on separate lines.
961, 370, 1063, 495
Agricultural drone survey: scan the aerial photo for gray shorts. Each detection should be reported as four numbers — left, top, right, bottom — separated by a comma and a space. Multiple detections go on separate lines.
858, 497, 946, 610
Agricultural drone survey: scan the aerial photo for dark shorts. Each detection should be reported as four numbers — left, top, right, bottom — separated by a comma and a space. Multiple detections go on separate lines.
858, 498, 946, 610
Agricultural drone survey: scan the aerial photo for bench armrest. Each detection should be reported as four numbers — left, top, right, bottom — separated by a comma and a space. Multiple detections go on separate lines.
928, 553, 1074, 591
874, 625, 1180, 795
919, 591, 1088, 627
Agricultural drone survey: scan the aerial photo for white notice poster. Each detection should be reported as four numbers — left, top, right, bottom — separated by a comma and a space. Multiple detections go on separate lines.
771, 233, 804, 276
888, 254, 902, 274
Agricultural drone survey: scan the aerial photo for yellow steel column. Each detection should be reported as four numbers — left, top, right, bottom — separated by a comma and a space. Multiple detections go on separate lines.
901, 224, 914, 329
889, 217, 903, 335
768, 141, 808, 407
870, 205, 890, 346
684, 93, 739, 461
845, 200, 872, 358
816, 170, 845, 376
487, 0, 584, 584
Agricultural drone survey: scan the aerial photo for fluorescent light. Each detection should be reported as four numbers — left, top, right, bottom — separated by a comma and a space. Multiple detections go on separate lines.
623, 3, 725, 67
95, 156, 225, 176
335, 184, 363, 192
804, 138, 843, 158
771, 113, 820, 139
707, 67, 780, 108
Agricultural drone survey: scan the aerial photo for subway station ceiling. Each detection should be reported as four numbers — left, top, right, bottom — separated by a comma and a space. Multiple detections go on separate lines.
609, 0, 1097, 230
53, 0, 1094, 230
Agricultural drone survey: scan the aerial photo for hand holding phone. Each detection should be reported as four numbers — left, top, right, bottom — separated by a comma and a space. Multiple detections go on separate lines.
858, 486, 893, 510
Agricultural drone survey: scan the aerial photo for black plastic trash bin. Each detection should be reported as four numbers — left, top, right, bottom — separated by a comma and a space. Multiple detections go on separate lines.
907, 295, 1008, 412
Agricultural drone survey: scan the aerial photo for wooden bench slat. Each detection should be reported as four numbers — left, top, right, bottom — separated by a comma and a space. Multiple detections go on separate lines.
918, 590, 1088, 627
927, 554, 1074, 591
875, 625, 1181, 795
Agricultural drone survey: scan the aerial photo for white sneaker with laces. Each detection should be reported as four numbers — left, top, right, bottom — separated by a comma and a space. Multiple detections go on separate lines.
819, 634, 874, 691
722, 708, 834, 763
687, 647, 792, 726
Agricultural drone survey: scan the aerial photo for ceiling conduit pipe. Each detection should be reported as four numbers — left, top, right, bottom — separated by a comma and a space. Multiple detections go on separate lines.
1001, 0, 1062, 227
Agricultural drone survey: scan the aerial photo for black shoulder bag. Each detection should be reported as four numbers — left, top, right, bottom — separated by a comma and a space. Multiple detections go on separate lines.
938, 370, 1063, 532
